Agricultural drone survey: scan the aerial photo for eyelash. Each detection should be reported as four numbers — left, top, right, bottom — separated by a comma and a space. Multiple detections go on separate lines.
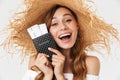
65, 19, 72, 23
51, 23, 58, 27
51, 19, 72, 27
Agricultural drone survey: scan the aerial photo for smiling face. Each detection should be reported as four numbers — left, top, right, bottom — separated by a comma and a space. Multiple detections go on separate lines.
49, 7, 78, 49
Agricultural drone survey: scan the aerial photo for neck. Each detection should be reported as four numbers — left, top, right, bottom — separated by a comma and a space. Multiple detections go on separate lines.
61, 49, 71, 60
61, 49, 72, 73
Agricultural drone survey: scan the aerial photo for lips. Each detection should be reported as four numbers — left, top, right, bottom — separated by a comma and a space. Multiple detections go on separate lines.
58, 33, 72, 40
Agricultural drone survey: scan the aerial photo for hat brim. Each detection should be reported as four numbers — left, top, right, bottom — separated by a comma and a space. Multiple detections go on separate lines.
1, 0, 118, 55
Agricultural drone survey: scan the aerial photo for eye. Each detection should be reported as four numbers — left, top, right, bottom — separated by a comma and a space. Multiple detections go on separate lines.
65, 19, 72, 23
51, 23, 58, 27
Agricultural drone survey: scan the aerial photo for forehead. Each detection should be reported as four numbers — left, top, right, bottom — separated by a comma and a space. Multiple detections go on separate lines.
53, 7, 72, 16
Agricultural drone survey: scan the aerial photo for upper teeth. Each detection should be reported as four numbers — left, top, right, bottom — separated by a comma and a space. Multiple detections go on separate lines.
59, 33, 71, 38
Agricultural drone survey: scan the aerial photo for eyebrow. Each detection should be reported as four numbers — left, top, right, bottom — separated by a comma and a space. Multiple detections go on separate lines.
63, 13, 73, 17
52, 13, 73, 19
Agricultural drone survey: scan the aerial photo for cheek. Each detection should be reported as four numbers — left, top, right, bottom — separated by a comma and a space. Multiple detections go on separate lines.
49, 28, 57, 39
71, 21, 78, 30
71, 24, 78, 32
72, 25, 78, 39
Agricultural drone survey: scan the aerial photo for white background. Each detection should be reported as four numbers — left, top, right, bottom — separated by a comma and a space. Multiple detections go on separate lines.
0, 0, 120, 80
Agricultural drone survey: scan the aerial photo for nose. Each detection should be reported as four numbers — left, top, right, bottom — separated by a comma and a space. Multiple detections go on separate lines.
60, 22, 68, 30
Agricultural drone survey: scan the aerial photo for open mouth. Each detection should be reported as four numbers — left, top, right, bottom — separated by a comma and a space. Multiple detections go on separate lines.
59, 33, 72, 40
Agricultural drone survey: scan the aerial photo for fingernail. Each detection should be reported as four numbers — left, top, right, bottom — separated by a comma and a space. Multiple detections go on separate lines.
48, 47, 51, 50
37, 71, 42, 74
46, 55, 49, 57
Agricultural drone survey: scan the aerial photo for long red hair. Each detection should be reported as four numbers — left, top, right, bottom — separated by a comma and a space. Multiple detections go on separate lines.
35, 5, 87, 80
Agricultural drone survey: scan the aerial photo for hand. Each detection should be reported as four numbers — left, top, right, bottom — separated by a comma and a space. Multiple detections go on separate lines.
28, 53, 53, 80
35, 53, 53, 79
48, 47, 66, 80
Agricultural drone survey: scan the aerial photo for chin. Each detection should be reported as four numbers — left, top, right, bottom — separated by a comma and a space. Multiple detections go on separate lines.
58, 44, 73, 49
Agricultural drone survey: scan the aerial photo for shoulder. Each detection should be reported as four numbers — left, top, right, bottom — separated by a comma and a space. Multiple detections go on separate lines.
85, 56, 100, 75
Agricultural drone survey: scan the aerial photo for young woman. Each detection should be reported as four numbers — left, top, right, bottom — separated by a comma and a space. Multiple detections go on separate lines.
22, 5, 100, 80
1, 0, 119, 80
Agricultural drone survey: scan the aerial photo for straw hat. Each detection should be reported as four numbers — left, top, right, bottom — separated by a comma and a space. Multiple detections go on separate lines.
1, 0, 118, 56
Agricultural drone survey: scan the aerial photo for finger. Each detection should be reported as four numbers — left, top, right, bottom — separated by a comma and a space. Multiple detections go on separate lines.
29, 53, 37, 61
37, 54, 48, 63
52, 60, 59, 67
31, 65, 39, 71
35, 54, 49, 66
52, 54, 65, 61
48, 47, 62, 56
36, 53, 49, 62
52, 55, 64, 62
52, 57, 64, 65
28, 54, 37, 69
31, 65, 41, 73
37, 53, 49, 58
